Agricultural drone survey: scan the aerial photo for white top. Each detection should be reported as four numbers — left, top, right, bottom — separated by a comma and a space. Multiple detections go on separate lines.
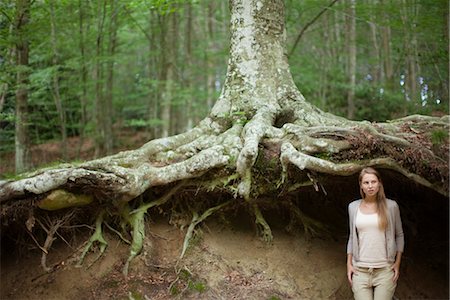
355, 207, 389, 268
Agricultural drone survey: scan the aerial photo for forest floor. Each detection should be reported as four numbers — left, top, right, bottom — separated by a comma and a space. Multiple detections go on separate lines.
1, 213, 448, 300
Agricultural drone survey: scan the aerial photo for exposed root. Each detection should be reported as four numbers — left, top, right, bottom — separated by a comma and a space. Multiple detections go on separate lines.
123, 181, 186, 276
34, 211, 75, 272
77, 210, 108, 268
180, 200, 231, 259
285, 201, 329, 238
280, 141, 446, 196
104, 221, 130, 244
252, 203, 273, 243
122, 207, 146, 276
236, 108, 276, 199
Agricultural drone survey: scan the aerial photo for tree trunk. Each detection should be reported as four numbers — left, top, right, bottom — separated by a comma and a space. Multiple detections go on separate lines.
369, 0, 381, 84
159, 13, 172, 138
14, 0, 31, 174
184, 2, 194, 131
380, 0, 393, 88
50, 0, 68, 160
104, 0, 118, 155
346, 0, 356, 119
401, 0, 420, 107
205, 2, 216, 111
147, 10, 160, 139
94, 0, 107, 157
77, 0, 89, 156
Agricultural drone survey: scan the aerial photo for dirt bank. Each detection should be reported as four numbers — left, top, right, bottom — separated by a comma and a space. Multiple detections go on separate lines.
1, 210, 448, 300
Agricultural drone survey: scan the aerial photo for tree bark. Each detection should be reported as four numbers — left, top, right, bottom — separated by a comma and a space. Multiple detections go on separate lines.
147, 9, 160, 139
184, 2, 194, 131
380, 0, 393, 88
369, 0, 381, 84
94, 0, 107, 157
346, 0, 356, 119
104, 0, 118, 155
50, 0, 68, 160
77, 0, 89, 156
14, 0, 31, 174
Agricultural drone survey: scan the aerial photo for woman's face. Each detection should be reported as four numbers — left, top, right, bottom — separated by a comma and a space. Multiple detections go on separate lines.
360, 173, 380, 198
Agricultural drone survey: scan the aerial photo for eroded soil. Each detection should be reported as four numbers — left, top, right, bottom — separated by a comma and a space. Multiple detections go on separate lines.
1, 213, 448, 300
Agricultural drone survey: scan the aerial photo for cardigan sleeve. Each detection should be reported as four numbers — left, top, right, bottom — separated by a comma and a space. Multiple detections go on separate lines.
346, 203, 353, 254
393, 202, 405, 253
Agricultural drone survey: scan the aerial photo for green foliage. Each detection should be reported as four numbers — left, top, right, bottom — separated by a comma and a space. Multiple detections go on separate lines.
287, 0, 448, 121
431, 129, 448, 146
174, 268, 207, 295
188, 281, 206, 293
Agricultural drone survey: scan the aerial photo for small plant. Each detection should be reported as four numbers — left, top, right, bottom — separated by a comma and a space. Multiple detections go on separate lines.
188, 281, 206, 293
431, 129, 448, 146
169, 285, 180, 296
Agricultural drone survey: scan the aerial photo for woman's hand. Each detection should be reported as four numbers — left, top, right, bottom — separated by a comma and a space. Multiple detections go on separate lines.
392, 261, 401, 282
392, 251, 402, 282
347, 263, 355, 285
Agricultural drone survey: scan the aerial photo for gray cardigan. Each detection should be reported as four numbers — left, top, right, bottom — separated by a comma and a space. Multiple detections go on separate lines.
347, 199, 404, 265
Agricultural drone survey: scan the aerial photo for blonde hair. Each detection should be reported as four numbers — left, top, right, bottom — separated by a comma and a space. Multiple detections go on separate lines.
359, 167, 388, 231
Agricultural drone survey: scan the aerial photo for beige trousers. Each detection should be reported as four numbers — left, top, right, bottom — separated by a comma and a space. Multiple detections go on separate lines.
352, 266, 397, 300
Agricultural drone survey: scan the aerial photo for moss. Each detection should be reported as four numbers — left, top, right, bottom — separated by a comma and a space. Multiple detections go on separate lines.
38, 189, 93, 210
314, 152, 331, 160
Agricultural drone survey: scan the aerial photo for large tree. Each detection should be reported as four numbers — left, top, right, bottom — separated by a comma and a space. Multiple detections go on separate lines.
0, 0, 448, 275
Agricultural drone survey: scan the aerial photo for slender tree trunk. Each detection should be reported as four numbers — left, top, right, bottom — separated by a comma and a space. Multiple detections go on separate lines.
147, 10, 158, 139
0, 24, 14, 113
77, 0, 89, 156
49, 0, 67, 160
94, 0, 107, 157
104, 0, 118, 155
14, 0, 31, 173
184, 2, 194, 131
160, 13, 177, 138
205, 2, 215, 111
369, 0, 380, 84
380, 0, 393, 88
346, 0, 356, 119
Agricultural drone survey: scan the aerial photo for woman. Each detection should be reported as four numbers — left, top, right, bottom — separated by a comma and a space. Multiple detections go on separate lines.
347, 167, 404, 300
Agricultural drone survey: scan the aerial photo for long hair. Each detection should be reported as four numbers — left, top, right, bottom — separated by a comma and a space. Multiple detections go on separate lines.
359, 167, 388, 231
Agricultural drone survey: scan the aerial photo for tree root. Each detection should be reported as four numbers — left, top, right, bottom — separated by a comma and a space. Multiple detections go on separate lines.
280, 141, 447, 196
122, 181, 186, 276
77, 210, 108, 268
34, 211, 75, 272
179, 201, 231, 259
285, 201, 329, 238
252, 203, 273, 243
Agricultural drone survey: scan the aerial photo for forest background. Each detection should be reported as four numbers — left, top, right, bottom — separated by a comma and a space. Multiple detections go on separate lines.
0, 0, 448, 176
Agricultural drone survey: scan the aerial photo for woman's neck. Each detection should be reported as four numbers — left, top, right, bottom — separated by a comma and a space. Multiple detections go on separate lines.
363, 195, 377, 203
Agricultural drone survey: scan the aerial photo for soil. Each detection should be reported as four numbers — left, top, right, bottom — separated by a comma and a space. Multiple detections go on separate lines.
1, 211, 448, 300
